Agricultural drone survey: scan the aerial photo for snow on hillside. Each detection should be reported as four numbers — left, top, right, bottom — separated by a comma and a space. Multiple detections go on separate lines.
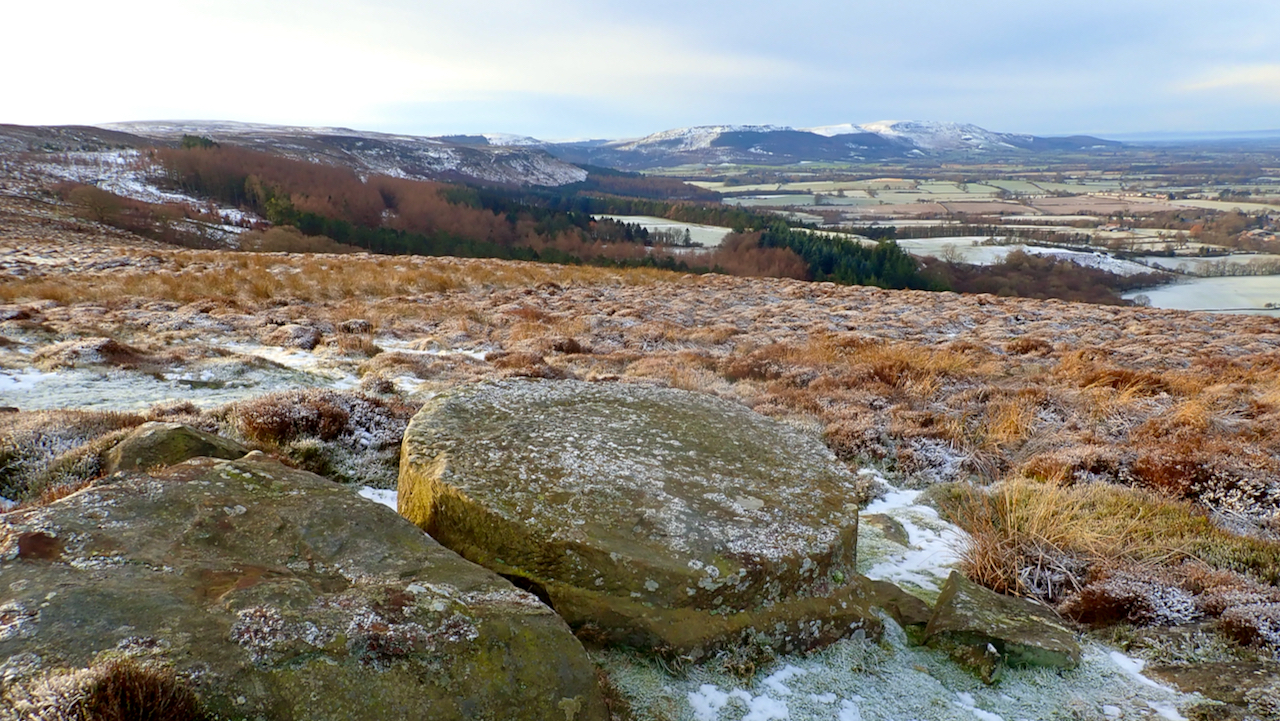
803, 123, 863, 137
98, 121, 587, 187
611, 120, 1046, 155
856, 121, 1030, 151
612, 125, 791, 152
30, 149, 257, 232
481, 133, 546, 147
99, 120, 450, 147
896, 238, 1160, 276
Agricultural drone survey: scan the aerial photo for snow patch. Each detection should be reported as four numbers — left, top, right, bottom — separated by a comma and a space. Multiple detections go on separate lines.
357, 487, 398, 510
860, 476, 966, 597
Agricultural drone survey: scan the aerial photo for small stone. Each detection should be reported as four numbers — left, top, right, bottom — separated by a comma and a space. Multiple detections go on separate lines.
924, 571, 1082, 679
103, 422, 248, 475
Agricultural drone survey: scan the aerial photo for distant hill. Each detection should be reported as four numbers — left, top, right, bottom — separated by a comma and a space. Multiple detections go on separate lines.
0, 118, 1129, 183
99, 121, 587, 187
0, 121, 587, 187
466, 120, 1125, 169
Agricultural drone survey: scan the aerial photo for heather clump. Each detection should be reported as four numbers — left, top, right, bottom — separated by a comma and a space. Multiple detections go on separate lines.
3, 658, 210, 721
218, 388, 416, 486
0, 410, 145, 502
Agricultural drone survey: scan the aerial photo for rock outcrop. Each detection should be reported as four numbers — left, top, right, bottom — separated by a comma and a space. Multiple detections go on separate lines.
398, 379, 878, 659
924, 570, 1082, 683
262, 324, 321, 350
0, 454, 606, 720
102, 421, 249, 475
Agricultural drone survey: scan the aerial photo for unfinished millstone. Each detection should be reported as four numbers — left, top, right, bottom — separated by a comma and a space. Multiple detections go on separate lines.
0, 455, 606, 721
398, 378, 878, 659
925, 570, 1082, 683
102, 421, 249, 475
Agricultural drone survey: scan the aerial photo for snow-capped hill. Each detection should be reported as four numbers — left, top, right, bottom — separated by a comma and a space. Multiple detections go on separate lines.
805, 120, 1041, 151
611, 125, 791, 152
482, 133, 545, 147
802, 123, 862, 137
859, 120, 1032, 151
540, 120, 1124, 168
100, 120, 458, 148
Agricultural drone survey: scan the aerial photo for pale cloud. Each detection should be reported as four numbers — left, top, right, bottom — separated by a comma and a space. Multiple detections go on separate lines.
1, 0, 1278, 137
1180, 65, 1280, 96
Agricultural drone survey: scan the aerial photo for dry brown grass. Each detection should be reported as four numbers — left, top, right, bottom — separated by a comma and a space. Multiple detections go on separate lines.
0, 251, 684, 309
936, 479, 1161, 598
331, 333, 382, 358
934, 478, 1280, 601
980, 392, 1041, 449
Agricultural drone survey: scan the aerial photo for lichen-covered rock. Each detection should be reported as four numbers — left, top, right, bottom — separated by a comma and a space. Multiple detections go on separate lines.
925, 570, 1082, 682
398, 379, 877, 659
262, 324, 321, 350
102, 421, 249, 475
867, 579, 932, 629
0, 455, 606, 721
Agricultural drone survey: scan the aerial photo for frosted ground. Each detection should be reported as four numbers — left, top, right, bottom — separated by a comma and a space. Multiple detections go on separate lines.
0, 339, 483, 411
1133, 253, 1280, 274
0, 324, 1206, 720
357, 472, 1199, 721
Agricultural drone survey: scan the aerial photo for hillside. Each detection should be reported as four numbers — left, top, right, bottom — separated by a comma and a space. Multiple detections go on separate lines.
3, 168, 1280, 718
0, 121, 587, 187
513, 120, 1123, 168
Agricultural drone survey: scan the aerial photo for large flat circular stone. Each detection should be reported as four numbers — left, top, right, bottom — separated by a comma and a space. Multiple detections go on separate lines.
398, 379, 875, 657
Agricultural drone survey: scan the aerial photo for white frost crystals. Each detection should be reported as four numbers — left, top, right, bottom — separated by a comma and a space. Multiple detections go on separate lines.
607, 628, 1198, 721
688, 666, 807, 721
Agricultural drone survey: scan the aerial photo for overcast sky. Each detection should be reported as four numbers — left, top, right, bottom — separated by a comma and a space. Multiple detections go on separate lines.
3, 0, 1278, 140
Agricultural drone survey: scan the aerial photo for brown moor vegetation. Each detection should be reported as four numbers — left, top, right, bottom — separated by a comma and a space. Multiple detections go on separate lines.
4, 193, 1280, 659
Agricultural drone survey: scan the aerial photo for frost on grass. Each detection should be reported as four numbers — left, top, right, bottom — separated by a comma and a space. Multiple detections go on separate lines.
1061, 561, 1280, 657
1060, 568, 1203, 627
0, 657, 208, 721
219, 389, 416, 487
1218, 603, 1280, 654
0, 409, 143, 501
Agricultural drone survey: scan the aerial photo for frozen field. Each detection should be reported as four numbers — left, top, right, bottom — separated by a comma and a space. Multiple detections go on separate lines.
896, 238, 1157, 275
1124, 275, 1280, 314
0, 339, 484, 412
597, 215, 734, 247
1134, 253, 1280, 274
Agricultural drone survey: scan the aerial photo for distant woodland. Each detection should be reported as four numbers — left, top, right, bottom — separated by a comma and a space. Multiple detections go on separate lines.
42, 141, 1180, 306
145, 144, 936, 290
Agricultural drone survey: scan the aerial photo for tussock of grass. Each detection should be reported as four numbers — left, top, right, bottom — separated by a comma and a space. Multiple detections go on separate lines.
217, 389, 416, 486
0, 410, 146, 502
4, 658, 208, 721
930, 478, 1280, 602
